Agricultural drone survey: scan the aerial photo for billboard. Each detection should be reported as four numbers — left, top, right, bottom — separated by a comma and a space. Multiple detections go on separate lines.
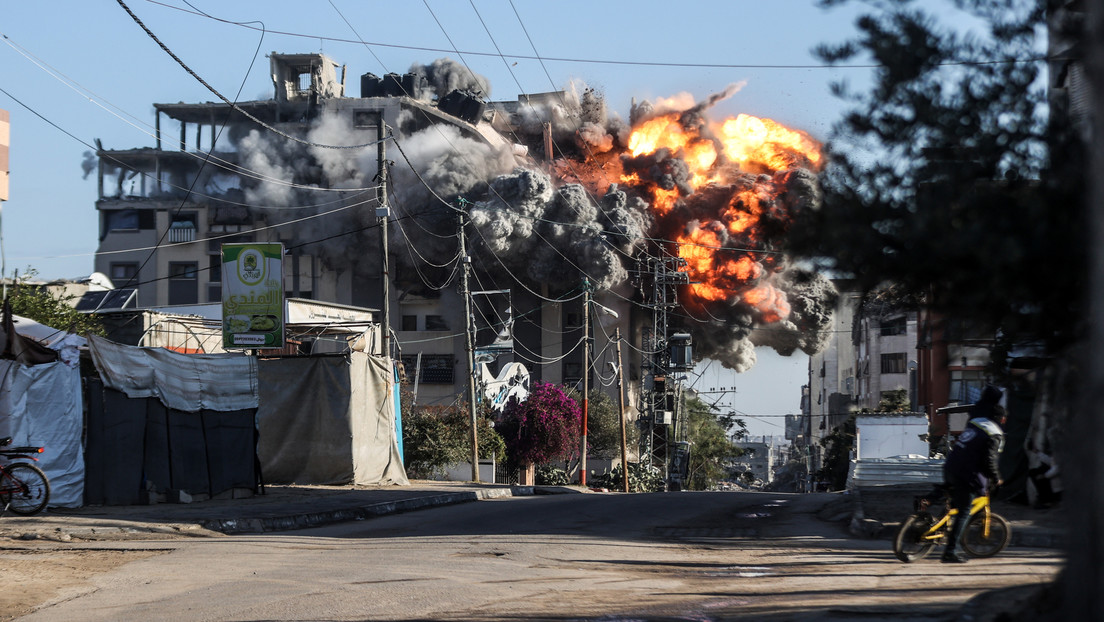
222, 243, 284, 349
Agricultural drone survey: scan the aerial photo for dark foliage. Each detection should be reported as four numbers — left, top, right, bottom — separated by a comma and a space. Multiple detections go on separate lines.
790, 1, 1087, 354
817, 414, 857, 491
401, 397, 505, 480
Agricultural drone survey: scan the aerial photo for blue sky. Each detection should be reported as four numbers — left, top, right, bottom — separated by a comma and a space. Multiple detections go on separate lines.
1, 1, 874, 434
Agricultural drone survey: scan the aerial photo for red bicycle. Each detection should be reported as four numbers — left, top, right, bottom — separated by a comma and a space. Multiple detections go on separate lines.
0, 437, 50, 516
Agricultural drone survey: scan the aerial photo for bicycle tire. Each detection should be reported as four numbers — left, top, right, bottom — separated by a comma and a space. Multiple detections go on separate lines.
962, 511, 1011, 558
893, 511, 936, 562
0, 463, 50, 515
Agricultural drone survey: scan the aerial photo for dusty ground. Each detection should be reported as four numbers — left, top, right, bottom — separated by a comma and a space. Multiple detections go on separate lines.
0, 545, 166, 621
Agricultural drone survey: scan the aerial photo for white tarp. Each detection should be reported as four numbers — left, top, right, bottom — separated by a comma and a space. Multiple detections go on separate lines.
0, 359, 84, 508
88, 335, 258, 413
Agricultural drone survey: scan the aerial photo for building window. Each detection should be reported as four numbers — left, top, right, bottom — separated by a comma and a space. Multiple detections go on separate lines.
401, 315, 418, 331
400, 355, 454, 384
105, 210, 139, 231
880, 353, 907, 374
564, 311, 582, 328
109, 262, 139, 284
950, 370, 987, 403
168, 262, 199, 305
425, 315, 448, 331
208, 255, 222, 283
880, 316, 907, 336
207, 284, 222, 303
354, 110, 378, 128
563, 362, 582, 387
102, 209, 155, 239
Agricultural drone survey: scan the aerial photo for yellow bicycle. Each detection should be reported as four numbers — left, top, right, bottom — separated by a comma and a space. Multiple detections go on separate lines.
893, 491, 1011, 562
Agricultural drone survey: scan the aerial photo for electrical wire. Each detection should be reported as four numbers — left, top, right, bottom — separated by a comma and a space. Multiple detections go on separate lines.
116, 0, 390, 151
146, 0, 1057, 70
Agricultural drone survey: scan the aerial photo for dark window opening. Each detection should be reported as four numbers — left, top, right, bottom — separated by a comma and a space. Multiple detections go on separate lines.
208, 255, 222, 282
564, 312, 582, 328
400, 354, 454, 384
168, 262, 199, 305
425, 315, 448, 331
102, 209, 156, 239
880, 316, 907, 336
880, 353, 907, 374
402, 315, 418, 331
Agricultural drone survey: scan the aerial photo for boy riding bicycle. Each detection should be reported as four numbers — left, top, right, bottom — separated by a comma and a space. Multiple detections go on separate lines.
940, 385, 1006, 563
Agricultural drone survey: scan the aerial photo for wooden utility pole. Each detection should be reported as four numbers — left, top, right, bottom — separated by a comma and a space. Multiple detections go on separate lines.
580, 279, 590, 486
459, 211, 480, 482
615, 328, 628, 493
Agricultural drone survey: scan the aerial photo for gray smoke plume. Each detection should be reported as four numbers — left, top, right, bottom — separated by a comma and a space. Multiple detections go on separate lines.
409, 58, 492, 100
469, 170, 650, 290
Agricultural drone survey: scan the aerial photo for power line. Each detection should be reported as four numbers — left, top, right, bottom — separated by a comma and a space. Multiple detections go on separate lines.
145, 0, 1056, 70
116, 0, 389, 151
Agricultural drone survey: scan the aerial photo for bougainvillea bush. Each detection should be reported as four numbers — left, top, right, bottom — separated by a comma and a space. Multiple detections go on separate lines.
497, 382, 582, 466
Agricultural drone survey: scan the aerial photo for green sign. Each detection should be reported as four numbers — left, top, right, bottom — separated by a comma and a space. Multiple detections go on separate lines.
222, 243, 284, 349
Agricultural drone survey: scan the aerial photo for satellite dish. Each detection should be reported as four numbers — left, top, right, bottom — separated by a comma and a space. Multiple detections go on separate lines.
87, 272, 115, 291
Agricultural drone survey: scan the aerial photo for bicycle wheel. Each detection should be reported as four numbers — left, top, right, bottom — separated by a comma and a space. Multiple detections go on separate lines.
893, 512, 936, 562
0, 463, 50, 515
962, 512, 1011, 558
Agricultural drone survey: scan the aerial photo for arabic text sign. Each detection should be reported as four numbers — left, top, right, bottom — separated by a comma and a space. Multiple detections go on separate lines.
222, 243, 284, 349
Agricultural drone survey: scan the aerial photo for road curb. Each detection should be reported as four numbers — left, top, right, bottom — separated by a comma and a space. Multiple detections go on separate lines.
202, 488, 524, 534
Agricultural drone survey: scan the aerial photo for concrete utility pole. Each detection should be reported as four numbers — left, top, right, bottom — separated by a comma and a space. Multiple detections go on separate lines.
376, 115, 390, 359
580, 279, 590, 486
616, 328, 629, 493
459, 210, 480, 482
0, 109, 9, 300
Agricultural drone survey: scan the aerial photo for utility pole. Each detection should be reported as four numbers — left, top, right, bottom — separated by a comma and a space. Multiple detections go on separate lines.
579, 278, 590, 486
459, 209, 480, 482
615, 327, 628, 493
375, 114, 390, 359
1, 108, 8, 300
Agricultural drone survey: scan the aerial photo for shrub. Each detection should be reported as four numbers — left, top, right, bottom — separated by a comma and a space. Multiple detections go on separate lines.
594, 462, 665, 492
402, 403, 504, 480
535, 465, 570, 486
497, 382, 581, 466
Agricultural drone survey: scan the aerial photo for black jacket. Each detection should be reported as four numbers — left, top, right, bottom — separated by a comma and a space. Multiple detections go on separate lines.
945, 416, 1004, 491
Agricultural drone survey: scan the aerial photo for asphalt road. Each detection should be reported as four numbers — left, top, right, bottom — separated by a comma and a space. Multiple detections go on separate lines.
10, 491, 1062, 621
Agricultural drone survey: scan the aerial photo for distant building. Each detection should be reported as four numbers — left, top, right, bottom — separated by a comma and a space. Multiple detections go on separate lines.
733, 435, 788, 484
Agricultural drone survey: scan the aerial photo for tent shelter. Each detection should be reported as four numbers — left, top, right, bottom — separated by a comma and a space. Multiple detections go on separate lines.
86, 335, 407, 505
86, 336, 259, 505
0, 305, 86, 508
257, 352, 408, 486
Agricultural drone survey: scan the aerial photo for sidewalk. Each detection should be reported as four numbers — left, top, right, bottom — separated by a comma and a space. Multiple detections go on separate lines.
0, 481, 584, 542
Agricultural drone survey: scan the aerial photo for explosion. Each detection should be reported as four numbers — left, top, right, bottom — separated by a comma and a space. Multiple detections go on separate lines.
549, 87, 836, 370
230, 62, 838, 372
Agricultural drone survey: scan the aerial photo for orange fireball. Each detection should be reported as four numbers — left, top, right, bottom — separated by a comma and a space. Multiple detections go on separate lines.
585, 103, 820, 325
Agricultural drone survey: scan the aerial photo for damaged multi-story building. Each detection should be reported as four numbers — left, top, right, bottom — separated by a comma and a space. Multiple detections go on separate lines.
92, 52, 638, 412
92, 52, 839, 479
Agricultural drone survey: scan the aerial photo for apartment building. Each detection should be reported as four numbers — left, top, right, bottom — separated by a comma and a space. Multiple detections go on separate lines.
91, 53, 632, 411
